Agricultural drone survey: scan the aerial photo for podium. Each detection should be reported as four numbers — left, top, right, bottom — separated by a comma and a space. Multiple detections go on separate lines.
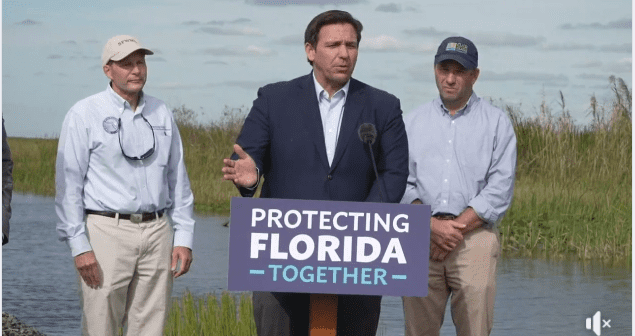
228, 197, 430, 334
309, 294, 337, 335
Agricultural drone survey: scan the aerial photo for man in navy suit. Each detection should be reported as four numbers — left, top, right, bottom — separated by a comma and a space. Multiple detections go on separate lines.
223, 10, 408, 336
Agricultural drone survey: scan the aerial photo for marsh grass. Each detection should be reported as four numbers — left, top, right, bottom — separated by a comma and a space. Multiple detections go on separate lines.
6, 137, 58, 196
172, 105, 249, 215
164, 291, 256, 336
5, 77, 631, 263
499, 76, 631, 264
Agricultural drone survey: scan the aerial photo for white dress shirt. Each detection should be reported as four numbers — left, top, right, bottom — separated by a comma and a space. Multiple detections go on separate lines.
55, 84, 195, 256
313, 73, 350, 166
400, 93, 517, 227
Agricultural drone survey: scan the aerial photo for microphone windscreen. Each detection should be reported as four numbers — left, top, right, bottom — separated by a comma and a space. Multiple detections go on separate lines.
358, 123, 377, 145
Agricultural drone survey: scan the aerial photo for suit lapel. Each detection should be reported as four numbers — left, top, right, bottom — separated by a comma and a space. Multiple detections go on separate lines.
330, 78, 365, 172
299, 73, 330, 170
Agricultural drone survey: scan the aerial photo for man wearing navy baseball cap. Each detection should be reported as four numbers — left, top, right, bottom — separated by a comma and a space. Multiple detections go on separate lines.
400, 36, 517, 336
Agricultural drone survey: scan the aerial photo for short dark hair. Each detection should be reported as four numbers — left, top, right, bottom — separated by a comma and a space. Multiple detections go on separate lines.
304, 10, 363, 65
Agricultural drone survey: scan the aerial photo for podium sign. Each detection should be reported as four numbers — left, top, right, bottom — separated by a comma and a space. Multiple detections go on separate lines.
228, 198, 430, 297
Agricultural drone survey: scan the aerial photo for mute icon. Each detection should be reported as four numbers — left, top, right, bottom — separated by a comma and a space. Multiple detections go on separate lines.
586, 311, 611, 335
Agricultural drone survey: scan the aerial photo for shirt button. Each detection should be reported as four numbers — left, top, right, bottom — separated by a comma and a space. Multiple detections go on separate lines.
444, 179, 448, 183
446, 159, 450, 163
443, 200, 447, 204
448, 140, 452, 144
327, 175, 333, 180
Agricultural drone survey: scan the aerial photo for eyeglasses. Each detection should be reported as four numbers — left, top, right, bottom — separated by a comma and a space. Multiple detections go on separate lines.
118, 115, 155, 160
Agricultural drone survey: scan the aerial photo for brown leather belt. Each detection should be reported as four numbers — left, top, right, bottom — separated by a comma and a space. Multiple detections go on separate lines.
433, 213, 457, 220
85, 209, 164, 223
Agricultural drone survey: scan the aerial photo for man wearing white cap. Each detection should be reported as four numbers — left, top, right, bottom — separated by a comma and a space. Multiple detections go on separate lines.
55, 35, 196, 335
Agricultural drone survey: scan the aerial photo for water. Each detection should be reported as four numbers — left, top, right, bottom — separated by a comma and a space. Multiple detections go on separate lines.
2, 194, 631, 335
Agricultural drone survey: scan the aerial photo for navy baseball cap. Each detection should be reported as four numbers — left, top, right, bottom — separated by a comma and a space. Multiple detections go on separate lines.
434, 36, 478, 70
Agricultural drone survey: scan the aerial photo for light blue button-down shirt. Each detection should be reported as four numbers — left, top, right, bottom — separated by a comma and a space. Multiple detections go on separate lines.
313, 73, 350, 166
400, 93, 517, 227
55, 85, 195, 256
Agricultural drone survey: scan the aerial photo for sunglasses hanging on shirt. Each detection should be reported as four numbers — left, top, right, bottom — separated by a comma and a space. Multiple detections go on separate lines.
118, 115, 155, 160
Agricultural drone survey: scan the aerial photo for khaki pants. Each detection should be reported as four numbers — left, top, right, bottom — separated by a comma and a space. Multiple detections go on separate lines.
403, 228, 500, 336
80, 213, 174, 336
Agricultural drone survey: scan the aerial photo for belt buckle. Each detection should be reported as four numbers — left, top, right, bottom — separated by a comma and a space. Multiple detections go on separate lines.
130, 213, 143, 223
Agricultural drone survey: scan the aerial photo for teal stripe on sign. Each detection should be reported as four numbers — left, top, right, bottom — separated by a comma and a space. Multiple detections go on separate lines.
392, 275, 407, 280
250, 270, 265, 275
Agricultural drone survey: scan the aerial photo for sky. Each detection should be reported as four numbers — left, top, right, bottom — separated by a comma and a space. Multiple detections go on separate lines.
2, 0, 632, 137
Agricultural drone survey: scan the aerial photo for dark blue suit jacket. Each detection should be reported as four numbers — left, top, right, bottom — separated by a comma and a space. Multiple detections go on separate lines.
236, 73, 408, 203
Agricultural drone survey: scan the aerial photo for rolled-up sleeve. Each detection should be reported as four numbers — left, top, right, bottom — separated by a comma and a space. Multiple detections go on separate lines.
468, 116, 517, 224
167, 116, 195, 249
55, 110, 93, 257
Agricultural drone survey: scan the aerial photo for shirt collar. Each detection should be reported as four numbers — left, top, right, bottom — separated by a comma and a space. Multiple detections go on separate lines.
437, 92, 478, 117
106, 83, 145, 115
312, 72, 350, 101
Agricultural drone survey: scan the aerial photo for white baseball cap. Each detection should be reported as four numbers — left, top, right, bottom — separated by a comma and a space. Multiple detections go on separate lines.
101, 35, 153, 67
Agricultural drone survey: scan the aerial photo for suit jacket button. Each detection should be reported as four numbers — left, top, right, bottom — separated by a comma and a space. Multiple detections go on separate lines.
327, 175, 332, 180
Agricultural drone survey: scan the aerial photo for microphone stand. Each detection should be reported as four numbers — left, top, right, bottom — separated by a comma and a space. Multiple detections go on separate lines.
365, 139, 385, 203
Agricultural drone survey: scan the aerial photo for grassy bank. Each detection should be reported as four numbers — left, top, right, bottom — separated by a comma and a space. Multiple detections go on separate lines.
6, 78, 631, 262
164, 291, 256, 336
500, 77, 631, 264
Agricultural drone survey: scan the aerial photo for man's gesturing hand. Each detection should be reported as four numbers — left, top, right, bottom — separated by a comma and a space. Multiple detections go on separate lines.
75, 251, 101, 289
222, 144, 258, 188
430, 217, 465, 252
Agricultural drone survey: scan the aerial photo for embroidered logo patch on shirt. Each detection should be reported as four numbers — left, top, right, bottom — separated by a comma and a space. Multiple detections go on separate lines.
103, 116, 119, 134
446, 42, 468, 54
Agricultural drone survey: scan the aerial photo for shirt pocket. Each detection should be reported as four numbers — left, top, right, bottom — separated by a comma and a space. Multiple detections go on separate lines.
152, 126, 172, 167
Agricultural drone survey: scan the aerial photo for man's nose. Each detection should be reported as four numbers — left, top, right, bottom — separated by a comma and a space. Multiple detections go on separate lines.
446, 72, 456, 83
337, 45, 349, 59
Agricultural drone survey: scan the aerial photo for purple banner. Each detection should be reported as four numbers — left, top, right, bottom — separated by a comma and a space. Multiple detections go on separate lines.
228, 198, 430, 297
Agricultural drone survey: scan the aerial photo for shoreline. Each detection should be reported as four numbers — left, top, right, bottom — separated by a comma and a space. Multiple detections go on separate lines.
2, 313, 47, 336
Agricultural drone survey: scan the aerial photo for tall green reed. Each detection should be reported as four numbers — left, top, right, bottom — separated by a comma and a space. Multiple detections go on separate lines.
173, 105, 247, 215
164, 291, 256, 336
499, 76, 631, 264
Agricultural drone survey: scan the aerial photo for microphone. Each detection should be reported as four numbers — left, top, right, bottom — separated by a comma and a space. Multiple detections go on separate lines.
358, 123, 377, 145
358, 123, 385, 202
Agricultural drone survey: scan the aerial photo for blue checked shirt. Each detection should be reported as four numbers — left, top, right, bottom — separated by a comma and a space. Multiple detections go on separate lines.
400, 93, 517, 227
55, 85, 195, 256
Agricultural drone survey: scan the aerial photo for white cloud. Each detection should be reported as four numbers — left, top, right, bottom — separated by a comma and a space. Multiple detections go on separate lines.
273, 35, 304, 45
560, 18, 631, 30
199, 45, 276, 57
539, 43, 595, 51
403, 27, 455, 37
469, 32, 544, 47
245, 0, 365, 5
601, 43, 631, 53
376, 3, 401, 13
571, 61, 602, 68
577, 73, 610, 80
196, 26, 264, 36
480, 70, 568, 84
361, 35, 435, 53
604, 58, 631, 73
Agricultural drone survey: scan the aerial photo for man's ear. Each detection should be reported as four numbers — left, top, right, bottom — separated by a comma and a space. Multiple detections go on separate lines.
103, 64, 112, 80
305, 42, 315, 63
472, 68, 480, 82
